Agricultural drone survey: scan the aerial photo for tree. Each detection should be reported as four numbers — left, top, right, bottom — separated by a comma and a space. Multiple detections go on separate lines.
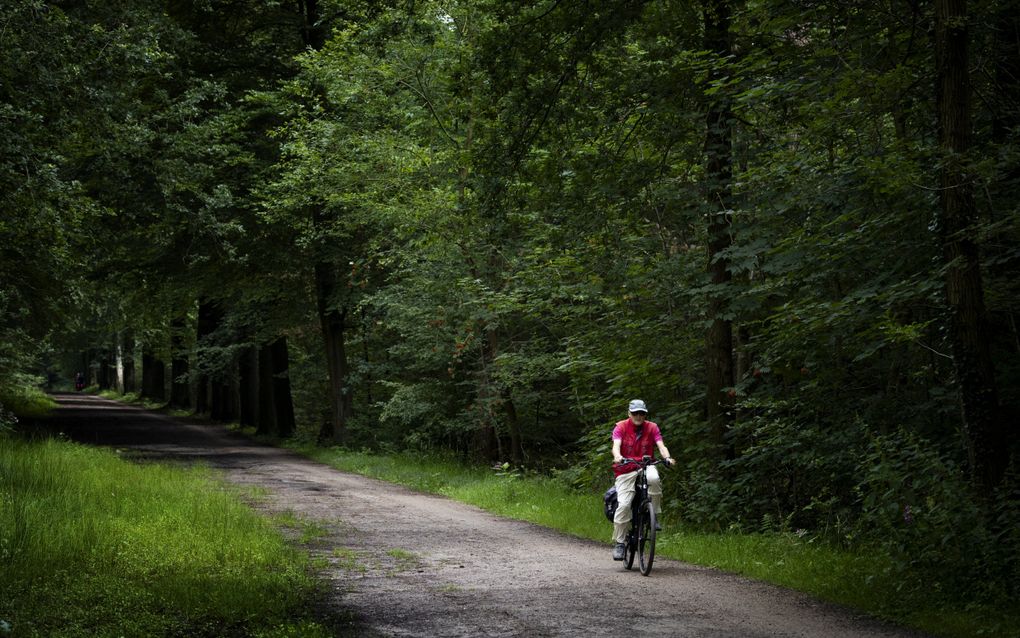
935, 0, 1007, 494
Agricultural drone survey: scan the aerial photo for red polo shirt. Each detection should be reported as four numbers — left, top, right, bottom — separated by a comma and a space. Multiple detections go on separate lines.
612, 418, 662, 476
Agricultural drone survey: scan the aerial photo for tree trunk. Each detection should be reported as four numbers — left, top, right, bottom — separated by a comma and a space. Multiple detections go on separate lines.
211, 362, 238, 423
170, 315, 191, 409
299, 0, 326, 50
141, 349, 165, 401
703, 0, 736, 453
271, 337, 296, 438
115, 332, 125, 394
315, 260, 353, 444
506, 396, 523, 465
238, 344, 258, 428
195, 299, 222, 414
122, 334, 136, 393
257, 342, 277, 436
935, 0, 1007, 495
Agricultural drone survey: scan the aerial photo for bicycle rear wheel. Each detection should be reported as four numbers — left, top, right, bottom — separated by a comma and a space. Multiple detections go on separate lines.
638, 500, 656, 575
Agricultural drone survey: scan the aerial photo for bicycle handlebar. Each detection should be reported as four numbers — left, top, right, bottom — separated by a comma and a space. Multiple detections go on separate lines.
614, 456, 671, 468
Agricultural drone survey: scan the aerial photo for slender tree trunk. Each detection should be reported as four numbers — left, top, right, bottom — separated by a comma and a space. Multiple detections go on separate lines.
315, 260, 353, 444
170, 315, 190, 409
114, 332, 125, 394
238, 344, 258, 428
271, 337, 296, 438
703, 0, 736, 453
935, 0, 1007, 495
122, 334, 135, 393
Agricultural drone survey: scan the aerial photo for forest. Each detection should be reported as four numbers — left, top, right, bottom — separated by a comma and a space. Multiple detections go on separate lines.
2, 0, 1018, 625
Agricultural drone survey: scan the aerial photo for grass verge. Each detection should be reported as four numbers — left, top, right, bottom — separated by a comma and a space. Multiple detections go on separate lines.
0, 385, 57, 421
0, 436, 335, 637
287, 445, 1019, 638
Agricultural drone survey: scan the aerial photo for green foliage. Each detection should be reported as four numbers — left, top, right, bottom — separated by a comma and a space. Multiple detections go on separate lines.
0, 436, 328, 637
855, 431, 1020, 604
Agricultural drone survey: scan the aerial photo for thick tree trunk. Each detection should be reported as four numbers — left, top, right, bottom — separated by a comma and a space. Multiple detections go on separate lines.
87, 349, 98, 387
141, 349, 165, 401
935, 0, 1007, 495
99, 349, 112, 390
169, 315, 190, 409
506, 396, 523, 465
703, 0, 736, 453
257, 342, 277, 436
271, 337, 296, 438
238, 344, 258, 428
210, 365, 239, 423
315, 260, 353, 444
195, 299, 222, 414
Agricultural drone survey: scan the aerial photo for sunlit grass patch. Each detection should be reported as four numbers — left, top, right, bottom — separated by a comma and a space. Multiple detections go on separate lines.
0, 436, 332, 637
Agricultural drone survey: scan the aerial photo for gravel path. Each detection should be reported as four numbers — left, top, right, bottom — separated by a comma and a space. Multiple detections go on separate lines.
46, 394, 927, 638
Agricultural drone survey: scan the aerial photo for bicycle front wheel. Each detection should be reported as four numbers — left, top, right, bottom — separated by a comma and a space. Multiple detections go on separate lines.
624, 529, 636, 570
638, 500, 656, 575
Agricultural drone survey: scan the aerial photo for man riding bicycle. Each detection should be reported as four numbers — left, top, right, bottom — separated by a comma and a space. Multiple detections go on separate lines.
611, 399, 675, 560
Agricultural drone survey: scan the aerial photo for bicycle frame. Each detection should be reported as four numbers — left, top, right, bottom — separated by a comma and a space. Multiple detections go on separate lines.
617, 456, 663, 575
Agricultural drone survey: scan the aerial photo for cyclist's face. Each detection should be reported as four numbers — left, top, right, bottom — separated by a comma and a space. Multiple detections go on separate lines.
630, 411, 647, 425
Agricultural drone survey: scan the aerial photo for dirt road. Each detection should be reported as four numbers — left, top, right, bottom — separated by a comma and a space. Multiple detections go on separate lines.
45, 394, 925, 637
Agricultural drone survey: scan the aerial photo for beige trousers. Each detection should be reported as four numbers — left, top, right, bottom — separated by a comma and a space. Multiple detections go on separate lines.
612, 466, 662, 544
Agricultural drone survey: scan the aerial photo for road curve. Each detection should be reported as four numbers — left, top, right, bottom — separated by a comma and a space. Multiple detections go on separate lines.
44, 394, 926, 638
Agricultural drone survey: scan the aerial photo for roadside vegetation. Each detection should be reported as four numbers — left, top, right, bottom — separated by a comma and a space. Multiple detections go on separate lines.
292, 445, 1019, 638
0, 383, 56, 428
0, 429, 335, 637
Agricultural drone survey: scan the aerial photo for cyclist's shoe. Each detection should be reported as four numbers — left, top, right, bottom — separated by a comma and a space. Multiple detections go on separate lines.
655, 521, 662, 531
612, 543, 626, 561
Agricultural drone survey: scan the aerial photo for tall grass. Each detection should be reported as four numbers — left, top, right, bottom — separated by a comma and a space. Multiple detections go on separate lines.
0, 436, 332, 637
291, 445, 1019, 638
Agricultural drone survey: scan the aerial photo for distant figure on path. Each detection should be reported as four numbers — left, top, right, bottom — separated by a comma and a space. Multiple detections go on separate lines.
74, 371, 85, 391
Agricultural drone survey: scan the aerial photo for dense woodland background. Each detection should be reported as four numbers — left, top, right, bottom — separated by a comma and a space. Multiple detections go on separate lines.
2, 0, 1018, 610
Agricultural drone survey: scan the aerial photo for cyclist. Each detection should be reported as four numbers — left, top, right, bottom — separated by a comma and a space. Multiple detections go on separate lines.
611, 399, 675, 560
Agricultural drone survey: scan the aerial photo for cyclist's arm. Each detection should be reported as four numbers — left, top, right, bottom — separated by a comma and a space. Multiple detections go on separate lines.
656, 439, 675, 465
612, 438, 623, 464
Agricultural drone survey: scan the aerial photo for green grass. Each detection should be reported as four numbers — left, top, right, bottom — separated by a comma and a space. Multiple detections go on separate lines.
97, 389, 171, 412
0, 385, 57, 420
0, 436, 334, 637
288, 445, 1020, 638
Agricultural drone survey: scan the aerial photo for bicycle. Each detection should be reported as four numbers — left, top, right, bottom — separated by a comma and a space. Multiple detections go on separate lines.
615, 456, 666, 576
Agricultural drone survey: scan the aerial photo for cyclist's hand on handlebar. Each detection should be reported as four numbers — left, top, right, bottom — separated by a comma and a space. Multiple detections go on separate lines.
613, 454, 624, 465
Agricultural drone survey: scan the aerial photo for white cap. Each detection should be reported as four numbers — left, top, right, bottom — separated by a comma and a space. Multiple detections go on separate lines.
628, 399, 648, 413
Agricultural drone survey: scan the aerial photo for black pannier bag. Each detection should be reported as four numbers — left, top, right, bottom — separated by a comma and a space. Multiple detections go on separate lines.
603, 485, 618, 522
